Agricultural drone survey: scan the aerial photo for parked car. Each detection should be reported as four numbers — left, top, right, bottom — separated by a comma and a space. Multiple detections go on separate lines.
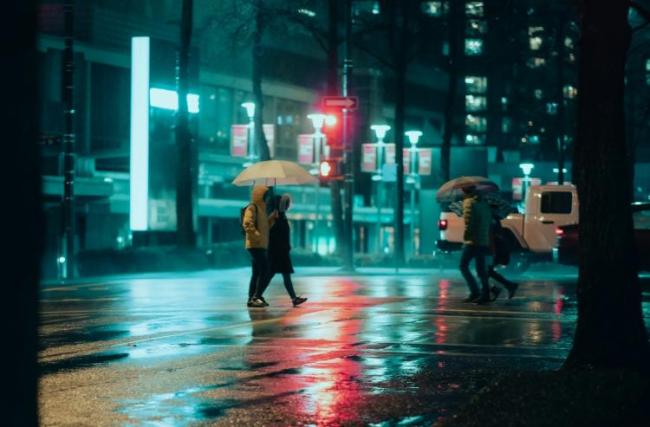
555, 202, 650, 270
438, 184, 578, 254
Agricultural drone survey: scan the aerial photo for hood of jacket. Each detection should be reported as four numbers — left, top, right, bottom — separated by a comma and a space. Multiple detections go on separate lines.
251, 185, 269, 208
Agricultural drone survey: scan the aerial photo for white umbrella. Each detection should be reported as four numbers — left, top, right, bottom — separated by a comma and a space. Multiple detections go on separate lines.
232, 160, 318, 186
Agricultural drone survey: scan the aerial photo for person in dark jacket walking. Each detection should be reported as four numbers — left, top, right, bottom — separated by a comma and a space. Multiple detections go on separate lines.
268, 194, 307, 307
459, 185, 492, 304
487, 212, 519, 300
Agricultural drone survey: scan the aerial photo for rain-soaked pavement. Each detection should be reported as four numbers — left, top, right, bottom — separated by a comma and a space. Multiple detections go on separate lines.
38, 266, 650, 426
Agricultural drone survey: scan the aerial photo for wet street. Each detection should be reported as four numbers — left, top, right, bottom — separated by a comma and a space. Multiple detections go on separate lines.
38, 266, 646, 426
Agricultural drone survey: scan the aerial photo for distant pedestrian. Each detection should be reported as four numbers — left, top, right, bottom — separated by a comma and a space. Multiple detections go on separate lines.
242, 185, 277, 308
459, 185, 492, 304
268, 194, 307, 307
487, 212, 519, 300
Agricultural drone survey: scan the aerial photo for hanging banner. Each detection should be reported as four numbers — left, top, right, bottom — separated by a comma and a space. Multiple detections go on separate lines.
230, 124, 248, 157
361, 144, 377, 172
263, 124, 275, 158
385, 143, 395, 164
512, 177, 542, 200
403, 148, 411, 175
297, 134, 314, 165
418, 148, 433, 175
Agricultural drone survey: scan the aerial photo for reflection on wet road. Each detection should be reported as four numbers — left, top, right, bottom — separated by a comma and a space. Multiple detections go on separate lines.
38, 268, 649, 426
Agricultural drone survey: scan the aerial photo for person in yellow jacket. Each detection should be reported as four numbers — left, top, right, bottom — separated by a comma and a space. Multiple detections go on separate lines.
243, 185, 277, 308
459, 185, 492, 304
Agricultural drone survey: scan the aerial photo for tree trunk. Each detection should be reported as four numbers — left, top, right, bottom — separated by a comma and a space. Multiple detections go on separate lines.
393, 1, 407, 267
327, 0, 344, 256
253, 0, 271, 161
176, 0, 196, 247
440, 0, 460, 184
5, 1, 41, 424
564, 1, 649, 370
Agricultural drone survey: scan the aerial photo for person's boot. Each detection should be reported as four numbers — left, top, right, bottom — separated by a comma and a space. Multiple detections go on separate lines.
248, 297, 266, 308
462, 293, 480, 303
506, 282, 519, 299
259, 296, 270, 306
292, 296, 307, 307
475, 291, 492, 305
490, 286, 502, 301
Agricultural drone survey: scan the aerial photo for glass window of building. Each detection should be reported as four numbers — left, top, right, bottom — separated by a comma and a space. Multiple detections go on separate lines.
563, 85, 578, 98
501, 117, 512, 133
529, 36, 543, 50
534, 89, 543, 99
527, 57, 547, 68
422, 1, 447, 16
465, 38, 484, 55
466, 19, 487, 36
199, 86, 233, 151
464, 76, 487, 93
465, 114, 487, 132
465, 134, 486, 145
465, 95, 487, 112
546, 102, 558, 114
501, 96, 508, 111
465, 1, 484, 16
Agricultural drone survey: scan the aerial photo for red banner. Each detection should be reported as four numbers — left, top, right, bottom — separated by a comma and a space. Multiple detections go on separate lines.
297, 134, 314, 165
418, 148, 433, 175
361, 144, 377, 172
230, 124, 248, 157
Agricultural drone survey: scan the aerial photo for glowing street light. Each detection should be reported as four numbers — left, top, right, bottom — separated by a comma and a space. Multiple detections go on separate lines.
519, 162, 535, 203
370, 124, 391, 253
405, 130, 423, 258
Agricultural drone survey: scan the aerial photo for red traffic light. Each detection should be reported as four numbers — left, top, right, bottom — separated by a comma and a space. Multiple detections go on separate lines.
318, 159, 342, 181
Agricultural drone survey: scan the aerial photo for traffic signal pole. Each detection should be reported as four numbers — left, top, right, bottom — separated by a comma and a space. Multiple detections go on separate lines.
342, 0, 354, 271
62, 0, 76, 279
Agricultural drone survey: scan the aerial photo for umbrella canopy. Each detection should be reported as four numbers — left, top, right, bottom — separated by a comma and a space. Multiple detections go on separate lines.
232, 160, 318, 186
435, 176, 499, 203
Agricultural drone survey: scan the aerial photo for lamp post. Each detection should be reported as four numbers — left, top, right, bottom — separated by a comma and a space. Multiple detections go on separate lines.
370, 124, 390, 253
405, 130, 422, 258
519, 162, 534, 206
308, 113, 327, 254
241, 102, 256, 166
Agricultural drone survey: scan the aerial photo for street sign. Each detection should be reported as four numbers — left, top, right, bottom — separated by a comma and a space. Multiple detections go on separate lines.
322, 96, 358, 110
361, 143, 377, 172
297, 134, 314, 165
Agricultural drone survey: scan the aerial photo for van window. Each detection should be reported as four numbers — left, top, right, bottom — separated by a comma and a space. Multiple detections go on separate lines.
541, 192, 573, 214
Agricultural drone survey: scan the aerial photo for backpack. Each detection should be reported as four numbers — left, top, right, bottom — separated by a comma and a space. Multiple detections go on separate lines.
240, 203, 258, 236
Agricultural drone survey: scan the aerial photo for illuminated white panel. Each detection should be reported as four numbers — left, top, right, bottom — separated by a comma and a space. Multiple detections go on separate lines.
149, 88, 200, 113
130, 37, 150, 231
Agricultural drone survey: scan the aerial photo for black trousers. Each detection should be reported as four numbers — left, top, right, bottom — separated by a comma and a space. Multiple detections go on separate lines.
269, 272, 297, 300
488, 265, 516, 290
248, 248, 270, 299
459, 244, 490, 297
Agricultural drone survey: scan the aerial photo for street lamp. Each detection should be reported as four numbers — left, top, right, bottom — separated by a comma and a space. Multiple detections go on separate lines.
241, 102, 256, 166
308, 113, 329, 254
519, 162, 534, 204
405, 130, 422, 258
371, 124, 391, 253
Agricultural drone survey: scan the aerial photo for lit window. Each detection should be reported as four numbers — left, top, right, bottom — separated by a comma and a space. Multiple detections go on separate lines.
564, 37, 574, 49
466, 2, 484, 16
465, 134, 485, 145
563, 85, 577, 98
297, 8, 316, 18
501, 97, 508, 111
528, 26, 544, 36
466, 19, 487, 36
465, 114, 487, 132
464, 75, 487, 93
422, 1, 446, 16
646, 59, 650, 85
528, 135, 540, 144
465, 38, 483, 55
501, 117, 512, 133
529, 36, 543, 50
534, 89, 543, 99
546, 102, 558, 114
465, 95, 487, 112
527, 57, 546, 68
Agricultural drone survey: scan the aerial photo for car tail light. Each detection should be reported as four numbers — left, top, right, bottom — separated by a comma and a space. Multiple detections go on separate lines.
438, 219, 448, 230
555, 227, 564, 236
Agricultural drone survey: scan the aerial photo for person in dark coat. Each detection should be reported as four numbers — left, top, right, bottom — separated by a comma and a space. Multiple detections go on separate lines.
267, 194, 307, 307
487, 212, 519, 300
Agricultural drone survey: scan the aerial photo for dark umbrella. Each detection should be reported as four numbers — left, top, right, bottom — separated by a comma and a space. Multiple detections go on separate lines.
436, 176, 499, 203
448, 193, 515, 220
